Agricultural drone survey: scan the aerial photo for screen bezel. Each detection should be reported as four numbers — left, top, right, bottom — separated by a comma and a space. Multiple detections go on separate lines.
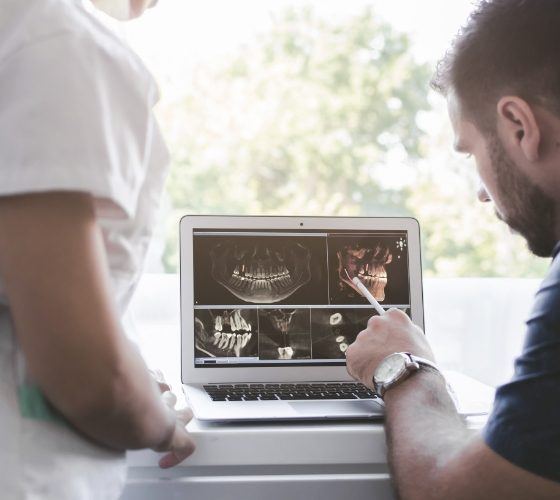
180, 215, 424, 384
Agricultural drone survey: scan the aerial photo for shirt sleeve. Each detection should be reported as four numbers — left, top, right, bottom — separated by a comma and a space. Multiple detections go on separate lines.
483, 266, 560, 483
0, 32, 155, 218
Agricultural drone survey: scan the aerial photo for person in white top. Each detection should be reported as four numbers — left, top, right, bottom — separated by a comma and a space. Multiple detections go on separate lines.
0, 0, 195, 498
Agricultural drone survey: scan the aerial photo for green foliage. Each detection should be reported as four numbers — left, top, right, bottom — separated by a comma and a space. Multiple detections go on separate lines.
161, 7, 430, 271
159, 6, 549, 278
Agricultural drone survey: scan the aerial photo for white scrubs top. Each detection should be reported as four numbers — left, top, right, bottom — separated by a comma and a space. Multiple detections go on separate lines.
0, 0, 169, 498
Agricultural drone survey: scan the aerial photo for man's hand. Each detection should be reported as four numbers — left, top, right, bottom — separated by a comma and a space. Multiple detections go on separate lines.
345, 308, 435, 389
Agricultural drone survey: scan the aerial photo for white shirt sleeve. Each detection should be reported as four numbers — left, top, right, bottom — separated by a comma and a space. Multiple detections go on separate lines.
0, 32, 157, 219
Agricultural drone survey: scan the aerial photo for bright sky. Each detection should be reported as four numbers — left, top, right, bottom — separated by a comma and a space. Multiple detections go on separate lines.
121, 0, 477, 92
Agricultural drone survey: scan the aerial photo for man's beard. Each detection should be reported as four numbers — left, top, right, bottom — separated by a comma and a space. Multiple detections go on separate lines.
487, 134, 557, 257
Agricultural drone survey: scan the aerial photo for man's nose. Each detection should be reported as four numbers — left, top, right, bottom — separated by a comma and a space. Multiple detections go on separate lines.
477, 183, 491, 203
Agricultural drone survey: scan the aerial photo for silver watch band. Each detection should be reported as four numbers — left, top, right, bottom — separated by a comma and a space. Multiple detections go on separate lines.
374, 352, 443, 399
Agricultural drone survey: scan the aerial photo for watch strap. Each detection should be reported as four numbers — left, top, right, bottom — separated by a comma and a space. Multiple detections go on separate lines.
373, 352, 442, 399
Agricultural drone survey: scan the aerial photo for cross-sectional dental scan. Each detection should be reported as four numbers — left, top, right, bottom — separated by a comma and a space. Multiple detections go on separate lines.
194, 309, 258, 359
258, 308, 312, 360
193, 229, 412, 367
310, 308, 373, 359
328, 235, 410, 305
193, 236, 328, 306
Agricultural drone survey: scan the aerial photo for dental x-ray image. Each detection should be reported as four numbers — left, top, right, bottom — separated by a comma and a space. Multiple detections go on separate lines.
310, 308, 373, 359
194, 309, 258, 358
328, 234, 410, 305
258, 308, 312, 360
193, 235, 328, 306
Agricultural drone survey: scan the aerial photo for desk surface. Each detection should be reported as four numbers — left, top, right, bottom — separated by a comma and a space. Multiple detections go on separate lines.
127, 371, 493, 469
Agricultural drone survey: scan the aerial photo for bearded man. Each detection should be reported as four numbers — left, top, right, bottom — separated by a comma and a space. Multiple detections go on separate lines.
346, 1, 560, 498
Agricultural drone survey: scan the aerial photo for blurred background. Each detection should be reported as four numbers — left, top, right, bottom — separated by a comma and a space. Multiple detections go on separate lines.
114, 0, 549, 278
95, 1, 551, 387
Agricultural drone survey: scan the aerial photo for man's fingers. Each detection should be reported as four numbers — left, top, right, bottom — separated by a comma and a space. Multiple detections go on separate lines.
367, 315, 382, 328
345, 345, 357, 379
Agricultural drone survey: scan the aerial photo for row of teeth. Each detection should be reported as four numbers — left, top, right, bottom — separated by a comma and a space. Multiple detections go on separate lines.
233, 265, 290, 280
213, 331, 252, 352
229, 275, 293, 291
358, 271, 387, 280
215, 313, 251, 332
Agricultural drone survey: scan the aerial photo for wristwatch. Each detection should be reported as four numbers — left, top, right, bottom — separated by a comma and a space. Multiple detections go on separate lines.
373, 352, 440, 399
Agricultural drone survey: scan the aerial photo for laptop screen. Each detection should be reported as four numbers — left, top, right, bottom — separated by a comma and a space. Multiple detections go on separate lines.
193, 228, 411, 367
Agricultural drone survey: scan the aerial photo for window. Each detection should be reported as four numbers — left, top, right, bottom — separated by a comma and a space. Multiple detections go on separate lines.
113, 1, 547, 386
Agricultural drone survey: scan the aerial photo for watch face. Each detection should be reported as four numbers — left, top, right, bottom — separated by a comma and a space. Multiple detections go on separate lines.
375, 353, 406, 383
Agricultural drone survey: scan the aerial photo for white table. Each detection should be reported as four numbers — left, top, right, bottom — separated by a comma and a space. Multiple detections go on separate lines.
121, 372, 493, 500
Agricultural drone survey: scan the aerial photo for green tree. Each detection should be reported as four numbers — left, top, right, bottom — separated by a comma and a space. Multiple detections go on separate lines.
161, 7, 431, 271
159, 5, 548, 278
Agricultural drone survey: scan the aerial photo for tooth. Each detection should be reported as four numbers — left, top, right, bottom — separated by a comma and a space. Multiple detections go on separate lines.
213, 332, 221, 345
215, 316, 223, 331
234, 311, 243, 331
234, 265, 240, 275
229, 333, 237, 349
221, 333, 232, 349
339, 343, 348, 352
241, 332, 250, 347
335, 335, 345, 343
330, 313, 342, 326
284, 347, 294, 359
234, 334, 243, 357
218, 333, 229, 349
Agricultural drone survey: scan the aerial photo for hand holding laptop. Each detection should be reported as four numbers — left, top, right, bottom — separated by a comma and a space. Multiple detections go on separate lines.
345, 308, 435, 390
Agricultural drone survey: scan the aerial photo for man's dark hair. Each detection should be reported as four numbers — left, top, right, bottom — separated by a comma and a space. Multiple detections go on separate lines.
432, 0, 560, 131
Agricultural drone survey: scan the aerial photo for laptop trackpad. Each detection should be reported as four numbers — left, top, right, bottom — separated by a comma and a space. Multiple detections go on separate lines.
288, 400, 383, 417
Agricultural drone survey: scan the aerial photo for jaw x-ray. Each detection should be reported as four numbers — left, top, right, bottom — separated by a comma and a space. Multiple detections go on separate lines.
194, 235, 328, 306
210, 240, 312, 304
329, 235, 410, 305
194, 309, 258, 359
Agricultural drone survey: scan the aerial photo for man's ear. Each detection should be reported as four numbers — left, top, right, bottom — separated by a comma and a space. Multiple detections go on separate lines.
496, 96, 541, 162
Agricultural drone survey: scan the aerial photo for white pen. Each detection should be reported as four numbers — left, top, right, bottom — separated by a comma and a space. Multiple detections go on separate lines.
345, 269, 385, 316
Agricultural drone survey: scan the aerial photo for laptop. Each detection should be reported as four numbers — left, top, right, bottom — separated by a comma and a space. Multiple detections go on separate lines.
181, 215, 424, 421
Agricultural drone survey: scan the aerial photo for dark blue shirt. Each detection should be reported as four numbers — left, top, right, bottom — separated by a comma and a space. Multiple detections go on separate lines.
484, 242, 560, 482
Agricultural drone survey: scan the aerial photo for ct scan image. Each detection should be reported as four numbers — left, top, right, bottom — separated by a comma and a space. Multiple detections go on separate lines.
310, 306, 412, 359
194, 308, 258, 358
328, 234, 410, 305
193, 235, 328, 306
258, 308, 312, 360
310, 308, 373, 359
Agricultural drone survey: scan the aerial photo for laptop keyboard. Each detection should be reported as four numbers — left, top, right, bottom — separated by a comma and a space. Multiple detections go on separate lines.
203, 382, 377, 401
